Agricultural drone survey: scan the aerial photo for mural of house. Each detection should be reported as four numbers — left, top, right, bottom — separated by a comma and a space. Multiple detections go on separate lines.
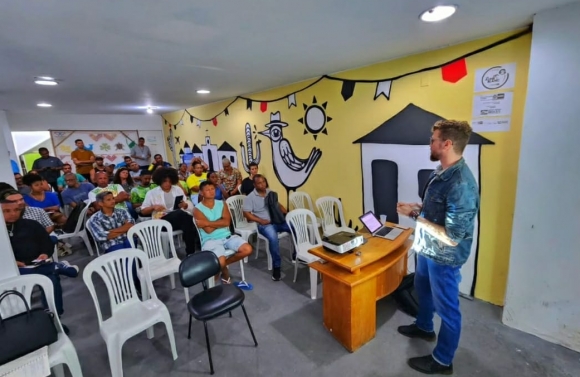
218, 141, 238, 168
180, 141, 205, 166
353, 103, 494, 296
199, 136, 239, 171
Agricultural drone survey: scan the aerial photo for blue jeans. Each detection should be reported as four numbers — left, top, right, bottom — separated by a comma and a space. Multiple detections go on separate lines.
257, 223, 290, 269
105, 238, 132, 253
415, 254, 462, 366
19, 263, 63, 316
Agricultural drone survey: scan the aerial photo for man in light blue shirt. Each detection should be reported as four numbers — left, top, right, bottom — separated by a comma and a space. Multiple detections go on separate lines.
193, 181, 252, 284
56, 163, 86, 192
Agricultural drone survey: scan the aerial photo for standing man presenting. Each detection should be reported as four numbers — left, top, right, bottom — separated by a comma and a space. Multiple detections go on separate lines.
32, 147, 64, 192
396, 120, 479, 375
71, 139, 95, 181
131, 137, 151, 168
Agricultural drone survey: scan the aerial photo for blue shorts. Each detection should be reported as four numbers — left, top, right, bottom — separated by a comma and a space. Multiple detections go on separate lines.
202, 235, 247, 259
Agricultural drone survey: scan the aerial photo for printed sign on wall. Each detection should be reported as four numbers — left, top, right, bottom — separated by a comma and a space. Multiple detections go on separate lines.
474, 63, 516, 92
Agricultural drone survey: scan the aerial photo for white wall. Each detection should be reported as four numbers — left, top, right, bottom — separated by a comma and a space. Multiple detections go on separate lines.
0, 112, 20, 281
7, 113, 162, 132
12, 131, 53, 155
7, 113, 168, 161
503, 2, 580, 352
0, 111, 19, 173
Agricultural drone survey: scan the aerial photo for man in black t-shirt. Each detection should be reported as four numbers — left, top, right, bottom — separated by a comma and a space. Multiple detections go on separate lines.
2, 199, 78, 316
240, 162, 259, 195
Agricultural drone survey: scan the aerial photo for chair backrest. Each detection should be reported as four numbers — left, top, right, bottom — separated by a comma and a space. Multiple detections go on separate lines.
179, 251, 221, 288
69, 203, 90, 234
83, 249, 154, 326
85, 221, 103, 255
0, 274, 64, 334
289, 191, 316, 213
316, 196, 346, 235
127, 219, 177, 263
226, 195, 249, 228
286, 209, 322, 256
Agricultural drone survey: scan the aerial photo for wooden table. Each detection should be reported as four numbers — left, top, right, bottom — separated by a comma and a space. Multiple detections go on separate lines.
309, 223, 413, 352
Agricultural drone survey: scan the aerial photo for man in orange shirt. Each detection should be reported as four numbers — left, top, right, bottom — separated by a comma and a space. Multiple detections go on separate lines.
70, 139, 95, 181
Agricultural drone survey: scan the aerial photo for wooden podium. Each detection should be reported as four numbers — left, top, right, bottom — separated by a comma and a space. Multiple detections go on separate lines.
309, 224, 413, 352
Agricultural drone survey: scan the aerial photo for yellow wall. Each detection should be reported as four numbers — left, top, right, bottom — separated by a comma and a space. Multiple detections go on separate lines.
163, 31, 531, 305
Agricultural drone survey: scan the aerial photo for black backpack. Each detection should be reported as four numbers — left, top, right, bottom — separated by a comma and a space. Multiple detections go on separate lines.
392, 273, 419, 317
62, 202, 87, 234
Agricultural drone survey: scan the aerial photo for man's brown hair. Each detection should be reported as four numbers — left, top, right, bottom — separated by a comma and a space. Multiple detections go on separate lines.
432, 120, 472, 154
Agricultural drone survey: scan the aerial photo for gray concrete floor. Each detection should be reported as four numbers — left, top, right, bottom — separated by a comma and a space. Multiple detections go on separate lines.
55, 238, 579, 377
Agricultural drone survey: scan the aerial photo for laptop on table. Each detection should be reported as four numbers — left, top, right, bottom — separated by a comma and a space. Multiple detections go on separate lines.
359, 211, 403, 240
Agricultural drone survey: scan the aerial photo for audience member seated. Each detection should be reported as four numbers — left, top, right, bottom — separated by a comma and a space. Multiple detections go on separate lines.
131, 170, 157, 217
194, 181, 252, 284
241, 162, 259, 195
87, 191, 135, 253
218, 158, 242, 197
128, 162, 142, 183
89, 156, 107, 183
88, 171, 129, 210
243, 174, 291, 281
140, 167, 198, 255
115, 155, 133, 169
57, 163, 86, 192
22, 173, 67, 227
3, 198, 79, 329
178, 163, 189, 181
61, 173, 95, 207
188, 156, 209, 173
148, 154, 172, 171
14, 172, 31, 195
106, 164, 116, 182
186, 160, 207, 199
113, 167, 135, 193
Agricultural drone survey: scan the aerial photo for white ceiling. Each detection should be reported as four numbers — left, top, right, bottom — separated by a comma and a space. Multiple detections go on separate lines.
0, 0, 576, 115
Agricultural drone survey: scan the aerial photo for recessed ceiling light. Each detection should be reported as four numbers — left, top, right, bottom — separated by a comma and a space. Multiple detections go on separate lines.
34, 76, 59, 86
420, 5, 457, 22
37, 103, 52, 108
146, 108, 154, 114
196, 89, 210, 94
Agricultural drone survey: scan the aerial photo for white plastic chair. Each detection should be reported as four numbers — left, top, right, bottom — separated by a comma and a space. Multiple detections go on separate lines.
128, 220, 188, 303
85, 221, 104, 256
226, 195, 259, 263
192, 218, 248, 289
315, 196, 356, 237
0, 275, 83, 377
83, 249, 177, 377
57, 205, 95, 256
289, 191, 322, 241
286, 209, 322, 299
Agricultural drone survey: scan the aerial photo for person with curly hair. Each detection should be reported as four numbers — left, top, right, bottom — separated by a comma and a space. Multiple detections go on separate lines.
140, 168, 199, 254
113, 167, 135, 192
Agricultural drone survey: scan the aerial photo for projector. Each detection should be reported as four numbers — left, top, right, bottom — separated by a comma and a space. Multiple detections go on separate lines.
322, 232, 365, 254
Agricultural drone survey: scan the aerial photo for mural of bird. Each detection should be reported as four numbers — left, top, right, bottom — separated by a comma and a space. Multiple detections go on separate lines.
259, 112, 322, 204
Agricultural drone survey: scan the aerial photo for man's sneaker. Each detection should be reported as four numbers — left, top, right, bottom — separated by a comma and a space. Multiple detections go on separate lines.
408, 355, 453, 375
55, 261, 79, 278
398, 323, 436, 341
272, 267, 281, 281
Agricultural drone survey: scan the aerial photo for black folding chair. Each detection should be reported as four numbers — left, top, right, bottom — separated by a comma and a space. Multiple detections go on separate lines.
179, 251, 258, 375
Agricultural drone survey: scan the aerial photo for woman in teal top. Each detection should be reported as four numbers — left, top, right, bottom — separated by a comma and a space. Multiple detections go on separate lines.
193, 181, 252, 284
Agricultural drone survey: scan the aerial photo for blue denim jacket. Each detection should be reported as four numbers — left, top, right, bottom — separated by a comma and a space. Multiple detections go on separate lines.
413, 158, 480, 267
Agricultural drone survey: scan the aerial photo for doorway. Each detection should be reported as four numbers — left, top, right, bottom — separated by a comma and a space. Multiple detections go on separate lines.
371, 159, 399, 224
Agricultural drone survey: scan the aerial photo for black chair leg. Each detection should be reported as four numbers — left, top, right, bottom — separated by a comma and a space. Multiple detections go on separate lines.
229, 311, 232, 318
241, 304, 258, 347
187, 315, 192, 339
203, 321, 215, 375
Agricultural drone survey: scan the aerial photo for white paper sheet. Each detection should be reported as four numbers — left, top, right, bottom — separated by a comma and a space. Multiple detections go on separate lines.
474, 63, 516, 92
472, 92, 514, 118
471, 118, 511, 132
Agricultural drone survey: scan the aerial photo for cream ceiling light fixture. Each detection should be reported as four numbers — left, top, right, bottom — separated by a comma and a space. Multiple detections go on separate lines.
140, 106, 159, 114
37, 103, 52, 108
196, 89, 210, 94
34, 76, 59, 86
420, 5, 457, 22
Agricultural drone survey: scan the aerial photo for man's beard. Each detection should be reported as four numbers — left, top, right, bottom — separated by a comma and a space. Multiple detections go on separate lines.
430, 152, 440, 162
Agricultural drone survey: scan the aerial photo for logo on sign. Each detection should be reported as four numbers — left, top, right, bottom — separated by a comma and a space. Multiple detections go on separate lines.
481, 66, 509, 90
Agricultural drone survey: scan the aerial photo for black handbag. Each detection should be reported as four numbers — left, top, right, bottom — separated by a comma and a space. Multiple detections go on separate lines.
0, 290, 58, 365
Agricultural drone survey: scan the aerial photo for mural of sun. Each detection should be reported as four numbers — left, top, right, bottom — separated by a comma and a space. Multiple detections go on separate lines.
298, 96, 332, 140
